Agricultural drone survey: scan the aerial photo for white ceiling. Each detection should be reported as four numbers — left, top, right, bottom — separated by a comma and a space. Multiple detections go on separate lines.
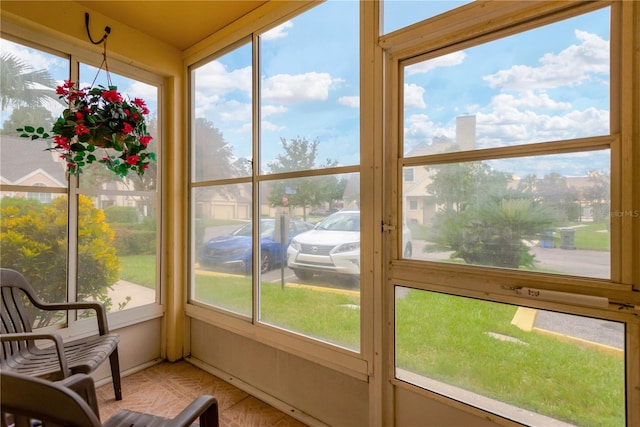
75, 1, 268, 51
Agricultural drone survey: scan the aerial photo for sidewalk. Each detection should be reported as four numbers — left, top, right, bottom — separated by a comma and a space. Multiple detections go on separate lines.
107, 280, 155, 310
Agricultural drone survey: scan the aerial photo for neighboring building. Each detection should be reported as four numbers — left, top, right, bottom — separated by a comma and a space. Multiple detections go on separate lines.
403, 115, 476, 225
0, 136, 66, 198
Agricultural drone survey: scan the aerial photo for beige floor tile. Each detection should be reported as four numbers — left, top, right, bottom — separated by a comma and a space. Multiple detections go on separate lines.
96, 360, 308, 426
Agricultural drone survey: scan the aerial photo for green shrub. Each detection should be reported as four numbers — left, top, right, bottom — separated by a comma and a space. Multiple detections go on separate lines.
112, 226, 156, 255
104, 205, 138, 224
1, 195, 119, 326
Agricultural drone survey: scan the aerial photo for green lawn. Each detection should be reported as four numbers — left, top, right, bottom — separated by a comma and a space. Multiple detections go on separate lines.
396, 290, 623, 426
118, 255, 156, 288
564, 222, 610, 251
193, 273, 360, 349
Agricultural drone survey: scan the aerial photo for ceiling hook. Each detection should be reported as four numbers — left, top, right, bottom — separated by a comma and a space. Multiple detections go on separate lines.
85, 12, 111, 45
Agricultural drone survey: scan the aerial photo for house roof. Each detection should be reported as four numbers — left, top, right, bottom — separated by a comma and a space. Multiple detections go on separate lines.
0, 136, 66, 185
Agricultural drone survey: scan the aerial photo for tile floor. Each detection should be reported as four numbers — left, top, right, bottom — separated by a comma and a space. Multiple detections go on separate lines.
96, 360, 308, 427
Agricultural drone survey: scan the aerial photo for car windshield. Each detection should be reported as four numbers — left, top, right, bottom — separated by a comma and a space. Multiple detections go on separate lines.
232, 221, 275, 238
315, 212, 360, 232
261, 221, 275, 237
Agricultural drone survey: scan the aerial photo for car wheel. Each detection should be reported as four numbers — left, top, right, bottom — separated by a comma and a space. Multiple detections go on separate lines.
403, 242, 412, 259
260, 252, 272, 274
293, 269, 314, 280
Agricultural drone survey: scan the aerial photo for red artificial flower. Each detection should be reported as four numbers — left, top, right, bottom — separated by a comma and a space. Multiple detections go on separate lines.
102, 89, 123, 103
63, 80, 75, 88
54, 135, 70, 149
139, 135, 153, 147
75, 124, 89, 135
132, 98, 149, 114
75, 112, 84, 120
67, 90, 85, 102
125, 109, 140, 121
126, 154, 139, 165
56, 86, 68, 95
122, 122, 134, 134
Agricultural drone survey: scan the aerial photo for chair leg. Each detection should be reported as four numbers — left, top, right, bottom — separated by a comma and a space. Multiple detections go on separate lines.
109, 348, 122, 401
200, 404, 219, 427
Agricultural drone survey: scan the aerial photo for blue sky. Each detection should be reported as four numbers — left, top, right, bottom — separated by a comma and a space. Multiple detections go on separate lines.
402, 5, 610, 177
0, 40, 157, 124
2, 1, 611, 179
193, 1, 610, 178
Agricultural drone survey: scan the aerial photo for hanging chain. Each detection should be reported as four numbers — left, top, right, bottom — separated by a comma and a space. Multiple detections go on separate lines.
90, 40, 112, 88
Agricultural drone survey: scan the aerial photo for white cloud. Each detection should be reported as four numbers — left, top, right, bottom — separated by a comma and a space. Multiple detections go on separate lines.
491, 91, 571, 110
403, 113, 455, 150
196, 61, 252, 96
262, 72, 337, 104
261, 21, 293, 40
405, 51, 467, 75
125, 81, 157, 102
338, 96, 359, 108
219, 100, 252, 123
483, 30, 609, 90
404, 83, 426, 109
262, 104, 288, 118
192, 61, 252, 117
1, 39, 63, 72
261, 120, 285, 132
474, 95, 608, 148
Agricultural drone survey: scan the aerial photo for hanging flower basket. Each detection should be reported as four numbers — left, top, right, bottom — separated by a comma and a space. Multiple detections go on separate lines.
17, 80, 155, 178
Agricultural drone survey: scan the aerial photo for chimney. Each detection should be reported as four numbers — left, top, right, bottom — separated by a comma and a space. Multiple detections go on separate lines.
456, 115, 476, 151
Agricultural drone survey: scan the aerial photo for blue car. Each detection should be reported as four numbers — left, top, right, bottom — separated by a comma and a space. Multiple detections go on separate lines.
198, 218, 314, 274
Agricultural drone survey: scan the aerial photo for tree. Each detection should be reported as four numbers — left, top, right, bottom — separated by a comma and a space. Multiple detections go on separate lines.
193, 117, 237, 179
266, 137, 341, 218
516, 174, 538, 195
454, 195, 556, 268
535, 172, 579, 221
1, 105, 55, 136
583, 171, 610, 223
0, 53, 60, 110
426, 162, 556, 268
426, 162, 508, 212
0, 195, 120, 327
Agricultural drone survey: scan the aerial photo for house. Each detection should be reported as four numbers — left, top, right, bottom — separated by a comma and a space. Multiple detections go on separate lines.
0, 136, 66, 190
1, 2, 638, 426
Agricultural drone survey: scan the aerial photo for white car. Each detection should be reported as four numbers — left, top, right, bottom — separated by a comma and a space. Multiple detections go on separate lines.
287, 211, 413, 280
287, 210, 360, 280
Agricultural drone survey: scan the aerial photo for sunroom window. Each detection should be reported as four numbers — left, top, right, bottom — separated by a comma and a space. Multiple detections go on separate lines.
0, 38, 161, 324
190, 0, 361, 351
389, 3, 632, 425
400, 8, 611, 279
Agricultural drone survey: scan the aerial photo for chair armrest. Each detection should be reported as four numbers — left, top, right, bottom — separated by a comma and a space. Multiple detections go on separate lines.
29, 300, 110, 335
57, 373, 101, 418
168, 395, 219, 427
0, 332, 70, 377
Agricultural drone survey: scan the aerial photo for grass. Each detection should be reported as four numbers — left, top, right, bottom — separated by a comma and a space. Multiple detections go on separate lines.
396, 290, 624, 426
193, 272, 360, 349
120, 259, 624, 425
564, 222, 610, 251
118, 255, 156, 289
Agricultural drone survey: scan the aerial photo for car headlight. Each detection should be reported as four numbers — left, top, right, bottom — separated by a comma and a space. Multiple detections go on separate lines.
290, 240, 301, 251
333, 242, 360, 254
